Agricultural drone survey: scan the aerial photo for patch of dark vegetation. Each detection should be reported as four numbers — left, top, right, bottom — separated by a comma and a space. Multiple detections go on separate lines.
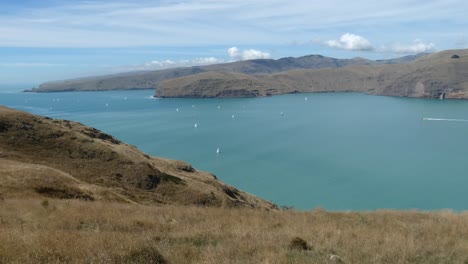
35, 187, 94, 201
177, 234, 219, 247
82, 128, 121, 144
451, 54, 460, 59
160, 173, 185, 185
193, 192, 220, 207
96, 132, 121, 144
289, 237, 312, 251
215, 88, 260, 98
48, 131, 65, 138
0, 121, 11, 132
62, 120, 72, 129
121, 245, 167, 264
105, 151, 119, 162
141, 175, 161, 190
113, 173, 123, 181
41, 199, 49, 208
222, 186, 241, 199
78, 150, 97, 159
280, 205, 295, 211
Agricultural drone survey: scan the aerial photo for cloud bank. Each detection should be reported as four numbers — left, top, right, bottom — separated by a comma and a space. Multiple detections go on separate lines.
119, 46, 272, 72
324, 34, 435, 54
228, 47, 271, 60
325, 33, 373, 51
383, 39, 435, 53
124, 57, 224, 71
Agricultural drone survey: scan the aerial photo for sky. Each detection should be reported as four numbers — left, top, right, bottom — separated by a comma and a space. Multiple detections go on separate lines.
0, 0, 467, 87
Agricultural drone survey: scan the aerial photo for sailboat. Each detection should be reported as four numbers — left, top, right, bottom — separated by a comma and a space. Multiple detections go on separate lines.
194, 123, 198, 128
216, 147, 220, 154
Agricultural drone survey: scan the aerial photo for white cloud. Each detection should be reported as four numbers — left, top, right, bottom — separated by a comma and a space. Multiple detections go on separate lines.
227, 47, 271, 60
227, 47, 240, 58
191, 57, 223, 64
121, 57, 224, 71
383, 39, 435, 53
325, 33, 373, 51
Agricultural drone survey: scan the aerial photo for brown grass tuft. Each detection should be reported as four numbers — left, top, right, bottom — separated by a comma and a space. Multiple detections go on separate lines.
289, 237, 312, 251
122, 245, 168, 264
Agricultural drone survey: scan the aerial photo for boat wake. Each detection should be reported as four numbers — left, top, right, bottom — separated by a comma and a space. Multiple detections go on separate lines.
146, 95, 159, 100
423, 117, 468, 122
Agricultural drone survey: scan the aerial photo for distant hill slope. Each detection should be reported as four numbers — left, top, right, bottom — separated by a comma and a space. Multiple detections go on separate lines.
0, 106, 277, 209
156, 49, 468, 99
156, 72, 272, 98
27, 53, 426, 93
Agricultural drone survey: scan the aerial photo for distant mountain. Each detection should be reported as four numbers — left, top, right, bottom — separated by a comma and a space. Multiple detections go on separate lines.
27, 53, 426, 93
375, 53, 429, 64
156, 49, 468, 99
0, 106, 277, 209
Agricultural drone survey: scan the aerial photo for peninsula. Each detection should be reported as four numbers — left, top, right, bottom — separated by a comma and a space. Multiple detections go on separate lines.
156, 49, 468, 99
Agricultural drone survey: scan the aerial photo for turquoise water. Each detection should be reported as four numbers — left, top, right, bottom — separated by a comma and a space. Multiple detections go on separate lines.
1, 90, 468, 210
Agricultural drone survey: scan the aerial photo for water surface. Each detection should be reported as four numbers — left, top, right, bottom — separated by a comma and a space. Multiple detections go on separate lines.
1, 90, 467, 210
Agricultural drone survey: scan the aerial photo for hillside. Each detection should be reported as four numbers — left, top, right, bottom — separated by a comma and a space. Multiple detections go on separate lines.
156, 49, 468, 99
0, 106, 276, 209
156, 71, 272, 98
27, 53, 425, 93
1, 199, 468, 263
2, 106, 468, 263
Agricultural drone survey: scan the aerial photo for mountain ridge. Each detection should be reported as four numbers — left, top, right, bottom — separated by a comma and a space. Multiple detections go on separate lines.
156, 49, 468, 99
27, 52, 427, 93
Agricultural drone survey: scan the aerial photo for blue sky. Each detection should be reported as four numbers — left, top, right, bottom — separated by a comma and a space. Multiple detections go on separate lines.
0, 0, 467, 87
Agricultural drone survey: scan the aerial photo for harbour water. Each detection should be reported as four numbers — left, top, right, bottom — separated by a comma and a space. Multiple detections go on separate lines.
1, 89, 468, 210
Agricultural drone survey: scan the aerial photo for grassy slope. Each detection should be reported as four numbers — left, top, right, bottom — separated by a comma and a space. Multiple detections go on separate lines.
0, 106, 276, 209
1, 198, 467, 263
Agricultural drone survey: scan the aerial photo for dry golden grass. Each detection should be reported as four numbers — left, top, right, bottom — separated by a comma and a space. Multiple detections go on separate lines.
1, 198, 467, 264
